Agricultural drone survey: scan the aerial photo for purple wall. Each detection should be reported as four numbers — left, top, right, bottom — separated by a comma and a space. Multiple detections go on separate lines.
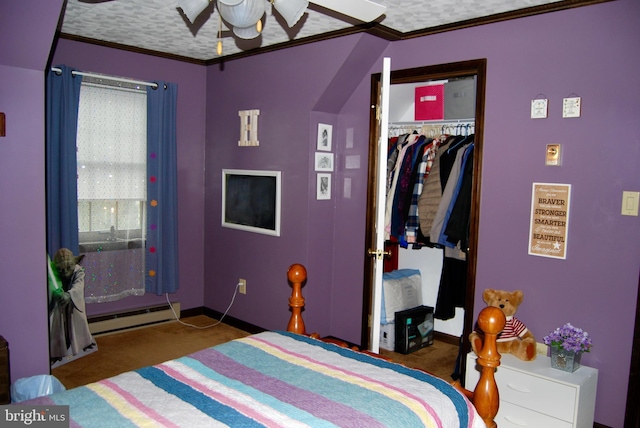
1, 1, 208, 380
204, 36, 377, 334
0, 0, 65, 382
205, 1, 639, 426
0, 64, 51, 382
204, 34, 390, 340
1, 0, 638, 426
377, 4, 639, 426
0, 0, 63, 71
50, 40, 208, 317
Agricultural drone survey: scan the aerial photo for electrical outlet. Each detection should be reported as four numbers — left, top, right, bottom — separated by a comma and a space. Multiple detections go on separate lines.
238, 278, 247, 294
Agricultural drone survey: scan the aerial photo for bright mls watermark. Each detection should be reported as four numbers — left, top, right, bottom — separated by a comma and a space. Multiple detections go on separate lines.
0, 405, 69, 427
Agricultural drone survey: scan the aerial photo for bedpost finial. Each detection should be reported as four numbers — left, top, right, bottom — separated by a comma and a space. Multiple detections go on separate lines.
287, 263, 307, 334
478, 306, 506, 335
288, 263, 307, 284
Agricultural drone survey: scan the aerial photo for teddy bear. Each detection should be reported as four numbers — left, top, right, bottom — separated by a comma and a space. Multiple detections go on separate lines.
469, 288, 537, 361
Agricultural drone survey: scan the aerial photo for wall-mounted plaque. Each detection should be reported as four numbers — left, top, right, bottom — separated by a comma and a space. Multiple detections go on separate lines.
528, 183, 571, 259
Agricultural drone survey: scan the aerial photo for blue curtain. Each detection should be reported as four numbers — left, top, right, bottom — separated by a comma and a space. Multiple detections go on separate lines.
145, 82, 180, 295
46, 65, 81, 256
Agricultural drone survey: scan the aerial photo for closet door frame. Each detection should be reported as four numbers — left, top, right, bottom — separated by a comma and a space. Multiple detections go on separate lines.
362, 59, 487, 369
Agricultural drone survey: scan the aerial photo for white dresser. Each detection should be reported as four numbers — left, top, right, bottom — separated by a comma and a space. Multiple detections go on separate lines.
465, 352, 598, 428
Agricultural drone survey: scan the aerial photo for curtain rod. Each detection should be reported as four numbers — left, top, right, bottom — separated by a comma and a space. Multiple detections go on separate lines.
50, 67, 158, 89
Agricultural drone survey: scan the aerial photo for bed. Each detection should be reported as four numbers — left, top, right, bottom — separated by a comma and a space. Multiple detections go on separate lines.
27, 263, 505, 428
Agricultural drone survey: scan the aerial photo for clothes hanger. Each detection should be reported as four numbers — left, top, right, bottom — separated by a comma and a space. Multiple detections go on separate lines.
447, 134, 474, 154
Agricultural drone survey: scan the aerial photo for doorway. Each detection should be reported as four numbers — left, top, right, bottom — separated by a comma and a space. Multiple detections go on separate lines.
362, 59, 487, 378
624, 271, 640, 427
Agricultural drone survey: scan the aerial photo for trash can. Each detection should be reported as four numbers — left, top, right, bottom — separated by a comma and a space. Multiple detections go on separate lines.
10, 374, 65, 403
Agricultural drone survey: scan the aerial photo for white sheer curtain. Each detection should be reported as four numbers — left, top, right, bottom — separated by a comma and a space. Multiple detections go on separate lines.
77, 83, 146, 200
76, 81, 147, 303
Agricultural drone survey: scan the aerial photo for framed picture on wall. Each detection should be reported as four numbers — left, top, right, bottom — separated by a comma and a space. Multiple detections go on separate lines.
316, 173, 331, 200
528, 182, 571, 259
317, 123, 332, 151
314, 152, 334, 171
222, 169, 281, 236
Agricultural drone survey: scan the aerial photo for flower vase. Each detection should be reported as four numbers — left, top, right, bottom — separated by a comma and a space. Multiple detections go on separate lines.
550, 347, 582, 372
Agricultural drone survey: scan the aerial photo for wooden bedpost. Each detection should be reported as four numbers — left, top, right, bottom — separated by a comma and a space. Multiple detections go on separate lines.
287, 263, 307, 335
472, 306, 506, 428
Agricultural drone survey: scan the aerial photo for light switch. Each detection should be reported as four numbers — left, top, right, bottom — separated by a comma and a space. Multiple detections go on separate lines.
622, 191, 640, 216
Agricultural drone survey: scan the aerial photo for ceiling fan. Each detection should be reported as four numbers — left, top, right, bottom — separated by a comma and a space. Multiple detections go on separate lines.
178, 0, 387, 38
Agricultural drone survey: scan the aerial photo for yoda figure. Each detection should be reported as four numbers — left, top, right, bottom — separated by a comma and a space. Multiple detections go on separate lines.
49, 248, 96, 363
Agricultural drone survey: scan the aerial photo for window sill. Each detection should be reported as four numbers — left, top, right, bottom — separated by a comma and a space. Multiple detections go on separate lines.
79, 240, 144, 253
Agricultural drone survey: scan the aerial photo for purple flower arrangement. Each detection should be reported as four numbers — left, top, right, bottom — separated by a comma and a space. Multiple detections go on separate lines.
543, 323, 593, 353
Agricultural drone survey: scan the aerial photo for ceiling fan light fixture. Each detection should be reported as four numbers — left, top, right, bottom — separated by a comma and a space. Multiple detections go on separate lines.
233, 24, 261, 39
217, 0, 244, 6
217, 0, 266, 30
272, 0, 308, 28
216, 13, 223, 55
177, 0, 211, 23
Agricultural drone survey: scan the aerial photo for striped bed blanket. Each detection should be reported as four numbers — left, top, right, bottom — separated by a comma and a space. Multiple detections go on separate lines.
30, 331, 485, 427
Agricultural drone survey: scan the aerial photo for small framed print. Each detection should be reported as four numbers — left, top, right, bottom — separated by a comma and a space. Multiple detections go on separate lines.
316, 173, 331, 200
314, 152, 334, 171
531, 98, 548, 119
317, 123, 332, 151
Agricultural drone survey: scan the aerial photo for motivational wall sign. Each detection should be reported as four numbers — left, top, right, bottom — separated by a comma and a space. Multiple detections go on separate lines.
528, 183, 571, 259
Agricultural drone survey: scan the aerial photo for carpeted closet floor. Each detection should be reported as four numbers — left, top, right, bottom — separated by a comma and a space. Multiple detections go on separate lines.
52, 315, 459, 390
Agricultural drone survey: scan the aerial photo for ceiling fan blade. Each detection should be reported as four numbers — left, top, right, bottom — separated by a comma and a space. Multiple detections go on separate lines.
309, 0, 386, 22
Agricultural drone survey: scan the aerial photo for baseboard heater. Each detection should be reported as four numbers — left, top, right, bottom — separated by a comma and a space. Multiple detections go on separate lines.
88, 302, 180, 335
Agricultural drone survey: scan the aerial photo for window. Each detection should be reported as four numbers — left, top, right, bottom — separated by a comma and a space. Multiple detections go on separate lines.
47, 67, 178, 301
76, 81, 147, 252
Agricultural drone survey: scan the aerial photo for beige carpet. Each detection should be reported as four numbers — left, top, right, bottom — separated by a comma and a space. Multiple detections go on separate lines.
52, 315, 459, 389
380, 340, 459, 381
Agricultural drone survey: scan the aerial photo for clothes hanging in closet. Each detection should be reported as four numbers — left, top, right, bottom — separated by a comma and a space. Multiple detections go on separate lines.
384, 133, 437, 242
434, 254, 467, 320
434, 142, 474, 320
405, 138, 439, 243
385, 133, 474, 248
417, 135, 459, 239
444, 144, 474, 251
430, 140, 474, 248
385, 130, 475, 320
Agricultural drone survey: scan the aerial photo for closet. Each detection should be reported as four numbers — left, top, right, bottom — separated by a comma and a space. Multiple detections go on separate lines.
362, 59, 486, 378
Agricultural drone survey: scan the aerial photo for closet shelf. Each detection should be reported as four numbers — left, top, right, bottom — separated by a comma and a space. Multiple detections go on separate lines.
389, 119, 474, 126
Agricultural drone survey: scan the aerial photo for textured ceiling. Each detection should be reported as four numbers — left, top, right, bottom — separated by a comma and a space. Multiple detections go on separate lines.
59, 0, 578, 62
